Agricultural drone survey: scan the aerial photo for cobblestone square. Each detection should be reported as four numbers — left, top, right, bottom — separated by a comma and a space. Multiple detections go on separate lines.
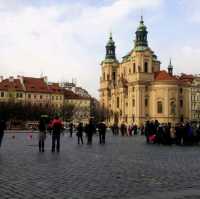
1, 132, 200, 199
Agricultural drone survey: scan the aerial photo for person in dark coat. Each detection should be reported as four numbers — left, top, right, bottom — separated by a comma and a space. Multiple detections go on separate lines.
120, 123, 127, 136
77, 122, 84, 144
51, 116, 63, 152
38, 117, 46, 152
69, 123, 73, 137
0, 119, 6, 147
85, 119, 96, 145
98, 122, 107, 144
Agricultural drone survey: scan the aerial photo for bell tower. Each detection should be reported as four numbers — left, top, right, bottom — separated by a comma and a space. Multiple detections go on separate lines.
135, 16, 148, 48
100, 33, 119, 114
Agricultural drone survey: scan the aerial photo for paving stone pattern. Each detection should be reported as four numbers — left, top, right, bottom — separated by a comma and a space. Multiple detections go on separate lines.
0, 132, 200, 199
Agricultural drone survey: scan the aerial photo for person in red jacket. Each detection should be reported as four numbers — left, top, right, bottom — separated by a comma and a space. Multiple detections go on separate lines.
51, 116, 63, 152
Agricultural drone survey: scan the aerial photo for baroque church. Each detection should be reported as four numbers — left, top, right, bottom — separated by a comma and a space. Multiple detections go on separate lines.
99, 17, 191, 126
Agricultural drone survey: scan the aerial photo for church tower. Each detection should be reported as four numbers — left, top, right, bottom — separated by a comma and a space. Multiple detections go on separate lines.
168, 59, 173, 76
99, 33, 119, 112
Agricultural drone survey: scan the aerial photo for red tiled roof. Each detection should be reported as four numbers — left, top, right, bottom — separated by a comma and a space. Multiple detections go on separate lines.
154, 70, 178, 81
64, 90, 90, 100
23, 77, 49, 93
179, 74, 194, 83
48, 83, 63, 94
0, 78, 24, 91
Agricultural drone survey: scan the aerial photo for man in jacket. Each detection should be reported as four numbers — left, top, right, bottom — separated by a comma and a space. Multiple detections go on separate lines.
51, 116, 63, 152
98, 122, 107, 144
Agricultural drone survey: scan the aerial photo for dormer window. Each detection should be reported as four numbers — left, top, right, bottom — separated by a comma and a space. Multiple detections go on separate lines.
144, 62, 148, 73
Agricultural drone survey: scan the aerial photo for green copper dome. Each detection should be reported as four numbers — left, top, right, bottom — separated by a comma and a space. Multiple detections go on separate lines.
105, 33, 116, 60
134, 16, 148, 49
137, 16, 147, 32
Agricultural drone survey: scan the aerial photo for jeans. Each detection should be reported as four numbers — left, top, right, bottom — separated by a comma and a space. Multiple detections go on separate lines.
52, 133, 60, 152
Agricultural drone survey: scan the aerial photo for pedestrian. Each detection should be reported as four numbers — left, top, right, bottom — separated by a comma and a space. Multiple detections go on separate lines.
38, 117, 46, 152
120, 123, 127, 136
98, 121, 107, 144
85, 119, 96, 145
51, 116, 63, 152
69, 122, 73, 137
0, 119, 6, 147
77, 122, 84, 144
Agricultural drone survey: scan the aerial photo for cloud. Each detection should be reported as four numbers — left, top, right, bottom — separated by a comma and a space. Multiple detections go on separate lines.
0, 0, 162, 97
181, 0, 200, 23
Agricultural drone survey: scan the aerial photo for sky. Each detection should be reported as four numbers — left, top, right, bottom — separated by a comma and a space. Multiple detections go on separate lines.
0, 0, 200, 98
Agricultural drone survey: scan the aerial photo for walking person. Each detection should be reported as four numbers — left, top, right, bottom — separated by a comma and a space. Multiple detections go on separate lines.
38, 117, 46, 152
69, 122, 73, 137
98, 121, 107, 144
51, 116, 63, 152
85, 119, 96, 145
77, 122, 84, 144
0, 119, 6, 147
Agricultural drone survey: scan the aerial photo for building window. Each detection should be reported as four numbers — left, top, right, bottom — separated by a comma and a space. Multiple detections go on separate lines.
1, 92, 4, 97
107, 74, 110, 81
40, 95, 42, 99
56, 96, 58, 100
157, 101, 163, 113
144, 62, 148, 73
52, 96, 54, 100
117, 97, 119, 108
145, 98, 148, 107
112, 71, 116, 81
180, 100, 183, 108
133, 63, 136, 73
28, 94, 31, 99
180, 88, 183, 94
170, 101, 176, 115
132, 99, 135, 107
132, 87, 135, 92
34, 95, 36, 99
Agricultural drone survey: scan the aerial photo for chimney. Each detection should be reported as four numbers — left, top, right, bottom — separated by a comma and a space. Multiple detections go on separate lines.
9, 76, 14, 82
0, 76, 3, 82
43, 76, 48, 83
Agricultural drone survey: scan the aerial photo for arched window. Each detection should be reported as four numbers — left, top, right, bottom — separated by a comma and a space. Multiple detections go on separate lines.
144, 62, 148, 73
112, 71, 116, 81
133, 63, 136, 73
117, 97, 120, 108
103, 72, 105, 80
157, 101, 163, 113
170, 101, 176, 115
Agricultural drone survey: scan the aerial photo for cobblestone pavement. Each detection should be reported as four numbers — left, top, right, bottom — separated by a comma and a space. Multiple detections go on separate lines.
1, 132, 200, 199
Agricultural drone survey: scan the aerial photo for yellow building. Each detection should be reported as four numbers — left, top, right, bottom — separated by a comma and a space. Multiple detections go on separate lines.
100, 17, 193, 126
64, 90, 91, 124
48, 83, 64, 109
0, 76, 25, 103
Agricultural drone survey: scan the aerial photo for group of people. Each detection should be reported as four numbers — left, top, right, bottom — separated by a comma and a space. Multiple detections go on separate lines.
38, 118, 107, 152
145, 120, 200, 145
67, 121, 107, 145
111, 123, 144, 136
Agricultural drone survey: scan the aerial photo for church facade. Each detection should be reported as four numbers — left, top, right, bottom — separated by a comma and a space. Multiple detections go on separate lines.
99, 17, 192, 126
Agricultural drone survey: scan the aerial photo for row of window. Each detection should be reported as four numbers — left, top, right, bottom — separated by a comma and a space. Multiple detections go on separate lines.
0, 92, 63, 101
116, 98, 183, 114
0, 92, 23, 98
102, 62, 149, 81
192, 114, 200, 119
191, 95, 200, 101
27, 94, 63, 101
